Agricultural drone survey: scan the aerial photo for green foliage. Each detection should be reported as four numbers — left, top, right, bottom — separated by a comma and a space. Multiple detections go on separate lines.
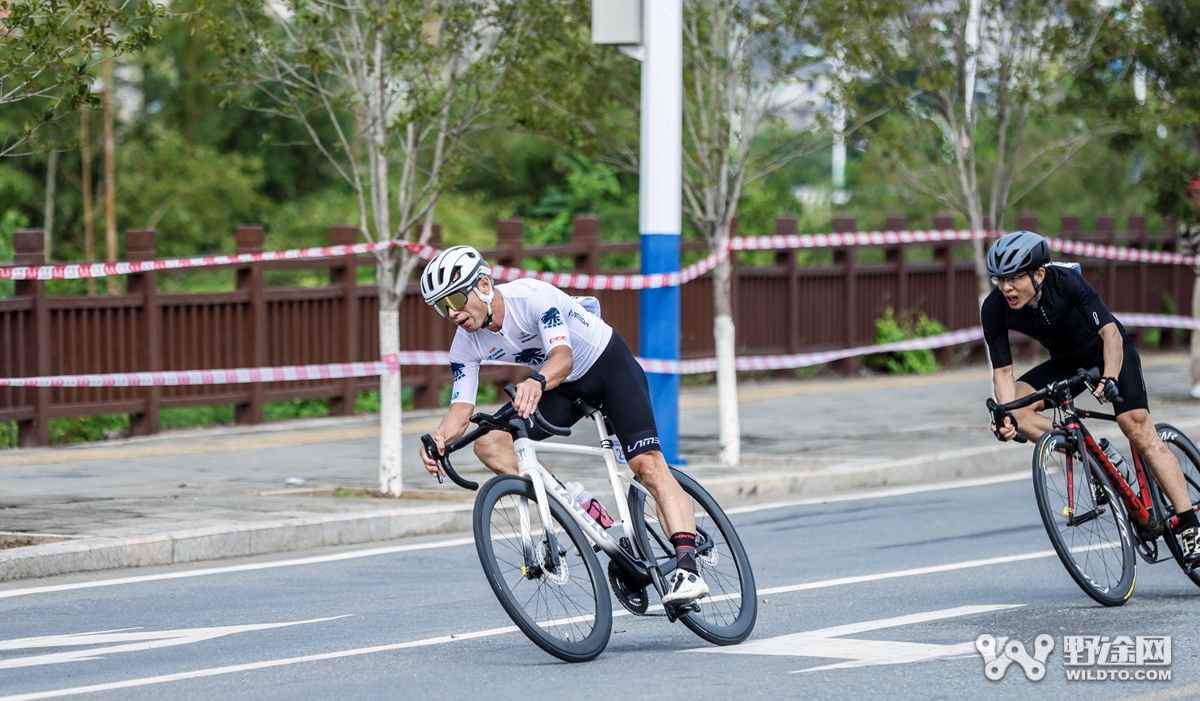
866, 308, 946, 375
161, 405, 235, 429
0, 421, 14, 449
0, 0, 166, 157
0, 208, 26, 296
49, 414, 130, 445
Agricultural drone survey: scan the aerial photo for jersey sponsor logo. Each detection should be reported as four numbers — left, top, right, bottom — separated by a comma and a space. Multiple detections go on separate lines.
568, 309, 590, 326
1093, 312, 1099, 326
548, 335, 568, 345
541, 307, 564, 328
514, 348, 547, 366
518, 331, 537, 341
450, 361, 466, 381
486, 346, 505, 360
629, 436, 660, 452
452, 391, 460, 400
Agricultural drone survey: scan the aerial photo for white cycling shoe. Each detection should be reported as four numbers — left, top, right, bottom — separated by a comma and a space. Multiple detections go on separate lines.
661, 569, 709, 608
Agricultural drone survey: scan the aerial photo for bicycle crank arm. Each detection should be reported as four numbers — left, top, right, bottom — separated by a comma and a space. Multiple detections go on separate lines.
1067, 508, 1104, 527
608, 547, 653, 590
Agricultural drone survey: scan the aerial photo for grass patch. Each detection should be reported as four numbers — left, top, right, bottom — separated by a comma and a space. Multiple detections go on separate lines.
0, 421, 16, 449
161, 405, 235, 429
264, 398, 328, 421
49, 414, 130, 445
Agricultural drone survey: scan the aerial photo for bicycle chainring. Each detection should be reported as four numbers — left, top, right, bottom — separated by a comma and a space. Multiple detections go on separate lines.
608, 560, 650, 615
1134, 532, 1159, 564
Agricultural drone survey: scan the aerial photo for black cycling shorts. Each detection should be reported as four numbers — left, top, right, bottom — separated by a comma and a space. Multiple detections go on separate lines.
504, 332, 662, 459
1017, 340, 1149, 416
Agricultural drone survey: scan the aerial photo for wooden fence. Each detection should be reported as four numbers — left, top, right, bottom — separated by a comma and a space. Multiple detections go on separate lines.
0, 212, 1190, 446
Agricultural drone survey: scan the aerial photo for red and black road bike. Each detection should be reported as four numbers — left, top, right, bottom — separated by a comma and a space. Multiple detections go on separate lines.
988, 368, 1200, 606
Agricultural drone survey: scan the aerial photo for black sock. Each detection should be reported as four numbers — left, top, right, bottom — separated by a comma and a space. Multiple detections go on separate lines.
1175, 508, 1200, 532
671, 532, 697, 573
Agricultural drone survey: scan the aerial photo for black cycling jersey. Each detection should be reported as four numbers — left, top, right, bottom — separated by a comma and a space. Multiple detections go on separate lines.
980, 265, 1130, 369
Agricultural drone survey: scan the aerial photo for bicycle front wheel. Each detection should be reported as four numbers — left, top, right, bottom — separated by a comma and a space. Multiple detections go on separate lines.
474, 475, 612, 663
628, 467, 757, 645
1032, 430, 1136, 606
1149, 423, 1200, 588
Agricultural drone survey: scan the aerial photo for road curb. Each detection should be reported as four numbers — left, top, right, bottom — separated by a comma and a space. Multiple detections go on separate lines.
0, 443, 1028, 584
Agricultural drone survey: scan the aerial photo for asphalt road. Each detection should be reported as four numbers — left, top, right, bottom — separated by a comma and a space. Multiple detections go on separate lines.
3, 471, 1199, 701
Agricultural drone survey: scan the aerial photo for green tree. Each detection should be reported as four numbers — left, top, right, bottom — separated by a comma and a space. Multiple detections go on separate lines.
0, 0, 165, 157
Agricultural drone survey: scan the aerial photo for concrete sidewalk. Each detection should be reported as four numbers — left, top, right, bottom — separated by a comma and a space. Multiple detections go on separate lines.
3, 354, 1197, 583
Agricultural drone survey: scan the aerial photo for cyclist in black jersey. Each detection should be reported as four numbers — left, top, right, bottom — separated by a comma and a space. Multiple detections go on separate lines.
982, 231, 1200, 564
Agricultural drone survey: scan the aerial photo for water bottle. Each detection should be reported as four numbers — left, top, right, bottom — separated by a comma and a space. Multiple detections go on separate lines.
1100, 438, 1129, 482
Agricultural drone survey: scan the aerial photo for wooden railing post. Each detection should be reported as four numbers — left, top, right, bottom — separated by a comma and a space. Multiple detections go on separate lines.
329, 225, 360, 416
573, 216, 599, 275
496, 219, 524, 267
126, 229, 160, 436
13, 229, 49, 446
1018, 213, 1039, 233
776, 216, 800, 353
1129, 214, 1148, 348
884, 213, 908, 314
833, 215, 857, 374
933, 214, 956, 365
1097, 213, 1117, 305
236, 225, 266, 425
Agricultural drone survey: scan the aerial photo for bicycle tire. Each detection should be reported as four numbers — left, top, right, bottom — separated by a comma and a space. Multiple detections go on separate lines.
473, 475, 612, 662
1032, 430, 1136, 606
1147, 423, 1200, 588
627, 467, 757, 645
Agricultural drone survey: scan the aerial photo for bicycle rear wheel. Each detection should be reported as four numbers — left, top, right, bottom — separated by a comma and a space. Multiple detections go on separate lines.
628, 468, 757, 645
1032, 430, 1136, 606
474, 475, 612, 662
1148, 423, 1200, 588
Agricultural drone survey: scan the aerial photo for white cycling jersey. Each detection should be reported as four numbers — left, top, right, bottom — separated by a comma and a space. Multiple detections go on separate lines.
448, 279, 613, 405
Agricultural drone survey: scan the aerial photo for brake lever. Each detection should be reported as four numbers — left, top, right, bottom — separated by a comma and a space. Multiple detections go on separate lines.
421, 434, 444, 485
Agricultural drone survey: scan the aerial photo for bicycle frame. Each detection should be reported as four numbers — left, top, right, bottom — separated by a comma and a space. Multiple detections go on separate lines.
510, 410, 658, 591
1050, 399, 1158, 535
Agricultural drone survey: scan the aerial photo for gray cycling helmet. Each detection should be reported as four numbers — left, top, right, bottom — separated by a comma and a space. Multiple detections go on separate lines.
986, 231, 1050, 277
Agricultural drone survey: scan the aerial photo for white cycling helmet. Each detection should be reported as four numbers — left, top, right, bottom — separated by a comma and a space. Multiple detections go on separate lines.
420, 245, 495, 322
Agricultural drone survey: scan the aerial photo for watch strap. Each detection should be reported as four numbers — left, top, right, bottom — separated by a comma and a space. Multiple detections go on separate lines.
529, 373, 547, 391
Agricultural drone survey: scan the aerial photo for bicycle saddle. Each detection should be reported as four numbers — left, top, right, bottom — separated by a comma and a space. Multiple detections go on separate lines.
574, 399, 604, 417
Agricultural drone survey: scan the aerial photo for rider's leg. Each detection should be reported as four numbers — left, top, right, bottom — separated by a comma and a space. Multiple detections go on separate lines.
1118, 409, 1194, 518
627, 449, 696, 537
473, 430, 519, 475
1010, 380, 1055, 442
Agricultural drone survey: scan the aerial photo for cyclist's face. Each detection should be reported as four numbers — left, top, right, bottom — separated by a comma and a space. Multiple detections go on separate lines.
444, 279, 491, 331
997, 268, 1044, 309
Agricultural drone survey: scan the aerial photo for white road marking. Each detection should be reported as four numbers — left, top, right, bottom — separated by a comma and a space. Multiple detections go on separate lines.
0, 536, 476, 601
686, 605, 1022, 673
724, 470, 1029, 514
0, 617, 348, 670
0, 550, 1062, 701
0, 471, 1031, 601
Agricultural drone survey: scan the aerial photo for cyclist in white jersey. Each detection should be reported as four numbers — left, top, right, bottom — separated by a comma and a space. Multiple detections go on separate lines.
417, 245, 709, 607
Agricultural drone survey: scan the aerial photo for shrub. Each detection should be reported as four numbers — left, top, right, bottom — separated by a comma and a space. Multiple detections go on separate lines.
866, 307, 946, 375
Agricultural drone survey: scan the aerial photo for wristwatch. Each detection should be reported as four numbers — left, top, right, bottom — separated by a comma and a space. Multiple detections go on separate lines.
528, 373, 547, 391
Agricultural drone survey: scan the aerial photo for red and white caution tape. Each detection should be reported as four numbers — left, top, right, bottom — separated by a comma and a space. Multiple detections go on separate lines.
1049, 239, 1198, 267
1, 313, 1195, 387
0, 241, 402, 281
3, 228, 1192, 286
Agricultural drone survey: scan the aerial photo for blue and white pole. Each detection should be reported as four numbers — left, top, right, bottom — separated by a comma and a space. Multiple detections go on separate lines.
638, 0, 684, 464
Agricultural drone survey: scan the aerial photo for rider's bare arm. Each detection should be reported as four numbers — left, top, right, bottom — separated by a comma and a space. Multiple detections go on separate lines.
512, 346, 574, 418
992, 365, 1019, 439
1096, 322, 1124, 398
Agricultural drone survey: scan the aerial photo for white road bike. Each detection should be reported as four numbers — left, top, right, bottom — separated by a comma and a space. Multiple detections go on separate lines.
422, 386, 756, 662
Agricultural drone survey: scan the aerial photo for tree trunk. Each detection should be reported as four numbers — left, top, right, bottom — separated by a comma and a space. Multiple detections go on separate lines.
712, 248, 740, 466
378, 260, 403, 496
42, 151, 57, 258
81, 107, 95, 296
102, 59, 118, 295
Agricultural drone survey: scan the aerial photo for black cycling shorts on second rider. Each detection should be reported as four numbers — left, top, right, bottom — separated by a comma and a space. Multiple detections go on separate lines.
1017, 339, 1149, 416
506, 332, 662, 460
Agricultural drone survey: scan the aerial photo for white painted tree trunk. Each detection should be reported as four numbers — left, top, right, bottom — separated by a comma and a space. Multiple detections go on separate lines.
378, 306, 403, 496
712, 254, 740, 466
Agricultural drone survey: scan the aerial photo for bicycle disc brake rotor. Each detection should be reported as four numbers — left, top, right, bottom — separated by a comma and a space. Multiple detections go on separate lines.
607, 560, 649, 615
536, 541, 570, 585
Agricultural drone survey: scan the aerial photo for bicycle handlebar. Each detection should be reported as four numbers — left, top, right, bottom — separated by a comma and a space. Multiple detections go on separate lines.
985, 367, 1116, 444
421, 383, 573, 491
